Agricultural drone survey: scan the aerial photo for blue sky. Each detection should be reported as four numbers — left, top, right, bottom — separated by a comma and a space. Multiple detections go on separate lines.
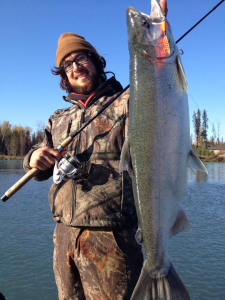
1, 0, 225, 141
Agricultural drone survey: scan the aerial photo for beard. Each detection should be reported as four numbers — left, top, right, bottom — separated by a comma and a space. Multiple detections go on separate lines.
70, 68, 100, 95
73, 77, 99, 94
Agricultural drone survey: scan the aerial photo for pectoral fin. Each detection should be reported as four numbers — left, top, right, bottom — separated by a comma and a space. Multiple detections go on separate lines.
188, 149, 208, 173
119, 137, 133, 175
135, 228, 143, 245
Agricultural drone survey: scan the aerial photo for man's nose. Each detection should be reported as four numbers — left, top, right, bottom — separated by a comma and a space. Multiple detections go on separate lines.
72, 61, 82, 71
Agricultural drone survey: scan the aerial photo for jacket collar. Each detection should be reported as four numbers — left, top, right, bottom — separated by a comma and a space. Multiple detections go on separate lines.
63, 77, 123, 108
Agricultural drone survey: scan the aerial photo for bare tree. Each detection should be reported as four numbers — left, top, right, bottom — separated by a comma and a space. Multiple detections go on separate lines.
212, 123, 216, 146
217, 120, 221, 145
36, 120, 45, 132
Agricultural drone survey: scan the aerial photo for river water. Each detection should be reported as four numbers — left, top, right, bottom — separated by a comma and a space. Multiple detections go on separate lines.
0, 161, 224, 300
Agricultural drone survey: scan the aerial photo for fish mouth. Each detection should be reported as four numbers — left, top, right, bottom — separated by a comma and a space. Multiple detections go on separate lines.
127, 6, 175, 59
127, 5, 165, 22
127, 6, 137, 16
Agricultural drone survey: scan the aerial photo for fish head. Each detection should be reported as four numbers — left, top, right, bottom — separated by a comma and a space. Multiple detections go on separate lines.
127, 1, 176, 59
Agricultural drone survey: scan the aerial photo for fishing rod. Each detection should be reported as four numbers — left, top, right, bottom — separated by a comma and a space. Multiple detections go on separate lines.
1, 85, 129, 202
1, 0, 224, 202
176, 0, 225, 44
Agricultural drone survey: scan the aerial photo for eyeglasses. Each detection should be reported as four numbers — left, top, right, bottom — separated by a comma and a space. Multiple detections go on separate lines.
61, 52, 91, 73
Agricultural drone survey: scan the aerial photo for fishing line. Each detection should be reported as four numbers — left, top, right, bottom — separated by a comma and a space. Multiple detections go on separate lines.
126, 0, 225, 91
175, 0, 225, 44
2, 1, 224, 202
183, 0, 225, 132
188, 92, 200, 110
189, 91, 214, 131
167, 0, 224, 132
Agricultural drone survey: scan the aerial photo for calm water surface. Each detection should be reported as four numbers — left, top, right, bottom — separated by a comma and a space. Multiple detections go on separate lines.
0, 161, 224, 300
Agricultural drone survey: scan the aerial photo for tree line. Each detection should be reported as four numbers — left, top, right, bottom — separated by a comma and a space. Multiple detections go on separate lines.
192, 109, 224, 148
0, 121, 45, 157
1, 112, 224, 157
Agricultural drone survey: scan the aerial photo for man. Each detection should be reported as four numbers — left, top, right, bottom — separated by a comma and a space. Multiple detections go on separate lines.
0, 293, 6, 300
24, 2, 168, 299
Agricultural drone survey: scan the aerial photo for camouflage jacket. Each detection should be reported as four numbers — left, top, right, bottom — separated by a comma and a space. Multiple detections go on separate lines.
23, 77, 138, 228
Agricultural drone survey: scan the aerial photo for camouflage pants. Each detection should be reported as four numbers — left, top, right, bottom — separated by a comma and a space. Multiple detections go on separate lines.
53, 223, 143, 300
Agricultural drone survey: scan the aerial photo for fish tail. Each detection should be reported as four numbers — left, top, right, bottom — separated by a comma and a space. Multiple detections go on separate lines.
131, 263, 190, 300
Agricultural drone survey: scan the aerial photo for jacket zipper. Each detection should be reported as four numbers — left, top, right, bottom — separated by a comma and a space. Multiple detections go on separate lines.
69, 108, 85, 225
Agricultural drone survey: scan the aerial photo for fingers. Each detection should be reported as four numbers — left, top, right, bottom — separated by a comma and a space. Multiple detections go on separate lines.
160, 0, 168, 16
30, 146, 67, 171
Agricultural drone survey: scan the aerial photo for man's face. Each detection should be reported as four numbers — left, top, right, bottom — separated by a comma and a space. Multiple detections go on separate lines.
63, 52, 100, 95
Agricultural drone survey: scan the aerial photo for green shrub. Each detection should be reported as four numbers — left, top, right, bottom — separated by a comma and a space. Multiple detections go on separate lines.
193, 146, 212, 156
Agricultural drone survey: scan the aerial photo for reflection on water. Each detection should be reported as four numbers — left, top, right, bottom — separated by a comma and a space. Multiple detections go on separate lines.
0, 160, 23, 170
0, 160, 225, 300
0, 160, 55, 300
1, 160, 225, 181
187, 162, 225, 182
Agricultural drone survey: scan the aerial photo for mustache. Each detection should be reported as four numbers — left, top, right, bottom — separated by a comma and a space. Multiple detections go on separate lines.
74, 65, 88, 73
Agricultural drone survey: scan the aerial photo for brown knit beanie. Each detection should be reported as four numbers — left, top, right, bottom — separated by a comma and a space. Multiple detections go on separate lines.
56, 33, 100, 67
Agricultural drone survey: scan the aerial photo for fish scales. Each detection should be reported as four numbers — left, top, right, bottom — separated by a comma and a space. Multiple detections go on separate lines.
120, 1, 207, 299
131, 59, 189, 265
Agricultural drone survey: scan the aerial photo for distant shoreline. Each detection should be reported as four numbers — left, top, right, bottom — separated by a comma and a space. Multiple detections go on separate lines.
0, 155, 24, 160
0, 155, 224, 163
199, 155, 225, 163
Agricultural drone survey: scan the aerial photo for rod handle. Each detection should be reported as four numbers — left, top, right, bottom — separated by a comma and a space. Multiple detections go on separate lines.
1, 167, 40, 202
60, 136, 73, 148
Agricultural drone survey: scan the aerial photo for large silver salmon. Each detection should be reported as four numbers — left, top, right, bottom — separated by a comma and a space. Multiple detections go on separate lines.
119, 1, 208, 299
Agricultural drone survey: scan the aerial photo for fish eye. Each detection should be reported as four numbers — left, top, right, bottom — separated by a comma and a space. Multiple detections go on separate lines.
141, 20, 149, 28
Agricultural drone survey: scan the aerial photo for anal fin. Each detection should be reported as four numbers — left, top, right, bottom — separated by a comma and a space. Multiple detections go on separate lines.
170, 206, 191, 238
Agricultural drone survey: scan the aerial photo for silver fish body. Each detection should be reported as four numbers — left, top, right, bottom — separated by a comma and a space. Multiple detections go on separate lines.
120, 1, 207, 299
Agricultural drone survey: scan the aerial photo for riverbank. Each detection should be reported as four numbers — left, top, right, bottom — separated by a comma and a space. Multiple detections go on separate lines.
0, 155, 24, 160
199, 154, 225, 163
0, 154, 224, 162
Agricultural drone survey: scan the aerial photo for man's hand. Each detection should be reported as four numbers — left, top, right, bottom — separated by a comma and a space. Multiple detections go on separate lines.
160, 0, 168, 16
30, 146, 67, 171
